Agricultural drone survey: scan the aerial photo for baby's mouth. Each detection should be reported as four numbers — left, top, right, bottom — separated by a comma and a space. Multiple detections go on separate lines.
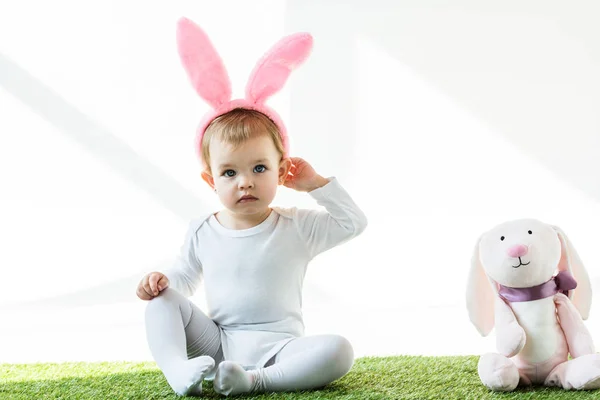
238, 195, 258, 203
512, 257, 531, 268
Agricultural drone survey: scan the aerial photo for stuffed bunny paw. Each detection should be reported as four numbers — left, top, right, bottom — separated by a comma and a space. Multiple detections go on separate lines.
478, 353, 520, 392
494, 298, 526, 357
554, 293, 596, 357
496, 321, 526, 358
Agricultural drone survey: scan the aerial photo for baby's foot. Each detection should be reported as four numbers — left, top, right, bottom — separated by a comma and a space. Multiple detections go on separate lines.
213, 361, 253, 396
164, 356, 215, 396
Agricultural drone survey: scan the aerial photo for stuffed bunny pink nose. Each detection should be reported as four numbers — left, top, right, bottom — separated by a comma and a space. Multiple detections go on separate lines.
507, 244, 528, 258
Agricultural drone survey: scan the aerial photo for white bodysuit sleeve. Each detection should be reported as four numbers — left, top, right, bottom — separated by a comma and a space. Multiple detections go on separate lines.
161, 220, 204, 297
295, 177, 367, 259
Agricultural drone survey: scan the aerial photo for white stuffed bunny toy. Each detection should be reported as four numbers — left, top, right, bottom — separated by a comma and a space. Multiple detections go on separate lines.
467, 219, 600, 391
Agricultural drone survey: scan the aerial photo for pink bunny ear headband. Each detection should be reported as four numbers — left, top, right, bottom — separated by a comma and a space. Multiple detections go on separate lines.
176, 17, 313, 164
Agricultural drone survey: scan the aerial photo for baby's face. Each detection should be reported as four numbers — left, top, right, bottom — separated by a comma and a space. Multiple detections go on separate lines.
208, 134, 284, 218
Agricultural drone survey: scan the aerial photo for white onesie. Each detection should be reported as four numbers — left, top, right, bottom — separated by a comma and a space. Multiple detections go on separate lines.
162, 177, 367, 369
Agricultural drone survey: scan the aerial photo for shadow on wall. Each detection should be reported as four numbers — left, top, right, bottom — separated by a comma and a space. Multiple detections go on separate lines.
285, 0, 600, 202
0, 52, 209, 221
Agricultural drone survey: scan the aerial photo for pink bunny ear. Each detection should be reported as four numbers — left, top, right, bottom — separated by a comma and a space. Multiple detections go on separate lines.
246, 33, 313, 104
553, 226, 592, 319
176, 17, 232, 108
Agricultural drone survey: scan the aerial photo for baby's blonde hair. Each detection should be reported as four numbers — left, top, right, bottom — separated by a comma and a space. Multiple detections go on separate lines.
202, 108, 285, 169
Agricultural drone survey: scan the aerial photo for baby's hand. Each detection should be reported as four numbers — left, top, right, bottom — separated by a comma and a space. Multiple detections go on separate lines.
284, 157, 329, 192
136, 272, 170, 300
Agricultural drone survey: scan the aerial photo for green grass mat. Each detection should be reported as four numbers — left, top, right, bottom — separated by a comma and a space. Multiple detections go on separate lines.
2, 356, 598, 399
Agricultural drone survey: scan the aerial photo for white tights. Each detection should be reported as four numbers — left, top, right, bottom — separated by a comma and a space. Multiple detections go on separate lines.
145, 288, 354, 396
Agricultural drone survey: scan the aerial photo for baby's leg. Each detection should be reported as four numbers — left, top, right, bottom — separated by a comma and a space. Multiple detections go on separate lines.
145, 288, 223, 396
213, 334, 353, 396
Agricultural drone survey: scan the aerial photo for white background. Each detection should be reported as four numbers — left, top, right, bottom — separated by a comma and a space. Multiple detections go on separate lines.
1, 0, 599, 363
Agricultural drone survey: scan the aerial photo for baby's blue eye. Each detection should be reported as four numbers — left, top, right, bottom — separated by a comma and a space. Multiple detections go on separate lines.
254, 165, 266, 173
223, 170, 236, 177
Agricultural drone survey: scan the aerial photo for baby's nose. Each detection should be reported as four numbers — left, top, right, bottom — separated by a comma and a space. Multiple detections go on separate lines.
507, 244, 528, 258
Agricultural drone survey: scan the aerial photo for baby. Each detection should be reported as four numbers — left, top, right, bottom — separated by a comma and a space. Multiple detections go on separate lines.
136, 18, 367, 396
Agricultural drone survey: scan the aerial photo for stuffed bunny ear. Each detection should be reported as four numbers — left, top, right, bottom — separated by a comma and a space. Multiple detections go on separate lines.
176, 17, 232, 108
245, 33, 313, 104
466, 236, 496, 336
553, 225, 592, 319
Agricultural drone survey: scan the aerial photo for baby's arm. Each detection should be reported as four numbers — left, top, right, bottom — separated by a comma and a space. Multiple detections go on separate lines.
161, 220, 204, 297
295, 178, 367, 258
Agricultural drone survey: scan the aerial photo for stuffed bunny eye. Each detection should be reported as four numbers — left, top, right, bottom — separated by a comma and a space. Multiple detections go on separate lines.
528, 230, 532, 234
500, 236, 505, 241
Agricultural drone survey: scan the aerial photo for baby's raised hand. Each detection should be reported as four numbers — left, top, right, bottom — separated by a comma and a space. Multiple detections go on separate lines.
283, 157, 329, 192
136, 272, 170, 300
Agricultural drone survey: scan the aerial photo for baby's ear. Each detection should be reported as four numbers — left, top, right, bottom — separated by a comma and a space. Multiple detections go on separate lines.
201, 170, 215, 189
278, 157, 292, 185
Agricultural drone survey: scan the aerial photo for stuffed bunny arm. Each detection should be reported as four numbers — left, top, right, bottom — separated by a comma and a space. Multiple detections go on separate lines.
494, 297, 526, 357
554, 293, 595, 358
